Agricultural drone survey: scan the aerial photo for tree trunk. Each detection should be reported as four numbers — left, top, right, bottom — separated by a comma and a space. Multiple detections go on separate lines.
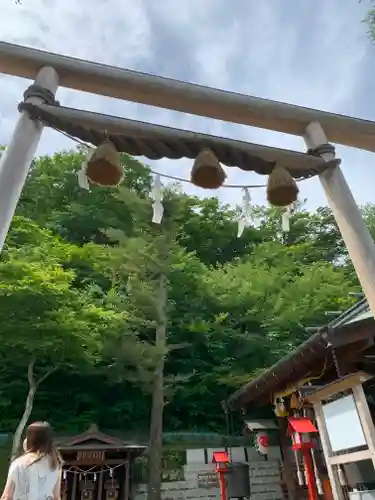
11, 360, 37, 461
147, 276, 167, 500
11, 359, 55, 461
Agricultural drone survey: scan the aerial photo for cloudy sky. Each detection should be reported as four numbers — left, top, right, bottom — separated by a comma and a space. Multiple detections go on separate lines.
0, 0, 374, 209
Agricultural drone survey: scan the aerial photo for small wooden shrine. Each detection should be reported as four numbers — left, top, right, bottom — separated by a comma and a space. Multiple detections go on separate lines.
55, 424, 147, 500
226, 298, 375, 500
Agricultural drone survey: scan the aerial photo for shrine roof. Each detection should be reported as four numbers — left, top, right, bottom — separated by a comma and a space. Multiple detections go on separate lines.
226, 298, 374, 410
55, 424, 147, 451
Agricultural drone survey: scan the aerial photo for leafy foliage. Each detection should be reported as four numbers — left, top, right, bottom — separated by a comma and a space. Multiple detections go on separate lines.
363, 0, 375, 41
0, 148, 369, 436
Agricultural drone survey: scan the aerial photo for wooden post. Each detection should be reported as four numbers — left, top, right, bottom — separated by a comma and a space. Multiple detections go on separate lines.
352, 384, 375, 469
313, 401, 344, 500
97, 469, 104, 500
124, 455, 130, 500
72, 471, 78, 500
304, 121, 375, 319
0, 66, 59, 251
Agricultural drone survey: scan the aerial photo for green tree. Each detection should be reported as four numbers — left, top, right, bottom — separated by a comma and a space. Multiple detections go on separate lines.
0, 216, 125, 458
18, 151, 151, 245
106, 190, 198, 500
0, 147, 362, 445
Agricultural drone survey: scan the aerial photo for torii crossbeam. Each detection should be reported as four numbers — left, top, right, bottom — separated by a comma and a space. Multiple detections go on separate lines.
0, 41, 375, 319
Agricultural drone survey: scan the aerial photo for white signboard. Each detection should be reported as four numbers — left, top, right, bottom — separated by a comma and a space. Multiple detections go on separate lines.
323, 394, 367, 452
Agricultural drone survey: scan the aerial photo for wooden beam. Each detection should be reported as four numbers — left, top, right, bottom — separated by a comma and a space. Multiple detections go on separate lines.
352, 384, 375, 468
64, 459, 126, 466
1, 42, 375, 152
331, 322, 375, 348
307, 372, 373, 403
327, 449, 372, 465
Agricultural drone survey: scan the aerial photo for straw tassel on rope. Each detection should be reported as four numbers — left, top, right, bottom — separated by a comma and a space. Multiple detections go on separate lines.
85, 141, 123, 187
267, 164, 299, 207
190, 148, 226, 189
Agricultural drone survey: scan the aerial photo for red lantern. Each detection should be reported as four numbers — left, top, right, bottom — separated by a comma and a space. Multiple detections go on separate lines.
287, 417, 317, 450
212, 451, 230, 472
212, 452, 231, 500
287, 417, 318, 500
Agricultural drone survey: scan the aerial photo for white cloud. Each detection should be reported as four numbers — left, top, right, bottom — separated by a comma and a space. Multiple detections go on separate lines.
0, 0, 373, 211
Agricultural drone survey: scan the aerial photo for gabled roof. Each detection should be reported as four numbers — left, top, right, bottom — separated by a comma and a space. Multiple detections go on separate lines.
55, 424, 146, 451
226, 298, 374, 410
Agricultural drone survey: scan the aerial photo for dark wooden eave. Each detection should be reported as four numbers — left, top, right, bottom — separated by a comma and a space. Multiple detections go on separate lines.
226, 299, 374, 410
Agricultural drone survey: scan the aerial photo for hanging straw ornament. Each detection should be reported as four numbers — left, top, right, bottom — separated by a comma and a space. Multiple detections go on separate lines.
84, 141, 123, 187
267, 164, 299, 207
150, 174, 164, 224
190, 148, 226, 189
237, 188, 251, 238
281, 203, 294, 233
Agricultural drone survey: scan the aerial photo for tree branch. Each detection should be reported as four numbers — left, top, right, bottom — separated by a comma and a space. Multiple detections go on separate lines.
27, 359, 36, 388
36, 367, 57, 387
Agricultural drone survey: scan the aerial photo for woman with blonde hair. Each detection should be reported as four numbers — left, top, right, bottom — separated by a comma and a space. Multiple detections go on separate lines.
1, 421, 63, 500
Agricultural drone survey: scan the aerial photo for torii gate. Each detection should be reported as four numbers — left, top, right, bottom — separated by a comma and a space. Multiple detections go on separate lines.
0, 42, 375, 318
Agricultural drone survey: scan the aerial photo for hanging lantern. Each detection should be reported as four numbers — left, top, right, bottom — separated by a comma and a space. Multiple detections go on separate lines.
267, 164, 299, 207
254, 431, 269, 456
274, 397, 289, 417
190, 148, 226, 189
85, 141, 123, 187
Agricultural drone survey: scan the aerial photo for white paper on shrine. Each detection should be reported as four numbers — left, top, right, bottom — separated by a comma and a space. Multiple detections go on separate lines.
322, 395, 366, 453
